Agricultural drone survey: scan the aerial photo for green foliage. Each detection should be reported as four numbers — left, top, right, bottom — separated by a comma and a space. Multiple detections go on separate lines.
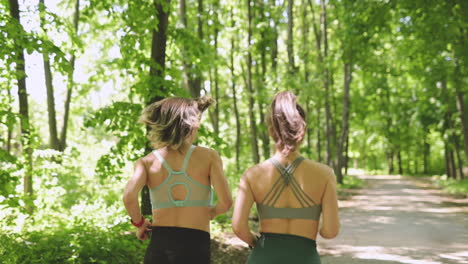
84, 102, 146, 179
435, 177, 468, 197
338, 175, 365, 190
0, 225, 147, 264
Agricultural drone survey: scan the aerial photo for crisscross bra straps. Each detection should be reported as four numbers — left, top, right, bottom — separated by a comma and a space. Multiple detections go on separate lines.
149, 145, 213, 209
257, 157, 322, 220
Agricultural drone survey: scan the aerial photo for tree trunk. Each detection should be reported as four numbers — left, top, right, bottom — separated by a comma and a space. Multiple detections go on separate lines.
270, 0, 278, 78
302, 0, 312, 154
10, 0, 34, 213
444, 143, 452, 178
336, 62, 352, 184
449, 148, 456, 179
257, 1, 270, 160
247, 0, 260, 163
423, 132, 430, 174
397, 150, 403, 175
189, 0, 203, 97
230, 8, 241, 171
179, 0, 190, 93
320, 0, 332, 166
6, 88, 12, 153
142, 0, 171, 216
39, 0, 60, 151
388, 149, 395, 174
60, 0, 79, 151
344, 131, 349, 175
316, 105, 322, 162
453, 134, 463, 180
213, 8, 220, 135
454, 59, 468, 161
287, 0, 295, 74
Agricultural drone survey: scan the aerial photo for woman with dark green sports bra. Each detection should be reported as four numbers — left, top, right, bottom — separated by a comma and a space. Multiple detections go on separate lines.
232, 91, 340, 264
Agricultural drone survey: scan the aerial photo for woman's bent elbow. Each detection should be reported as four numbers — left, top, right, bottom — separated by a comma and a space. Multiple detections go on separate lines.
320, 227, 340, 239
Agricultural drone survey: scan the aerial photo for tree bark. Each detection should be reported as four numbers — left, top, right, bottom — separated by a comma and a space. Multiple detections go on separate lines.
9, 0, 34, 213
316, 105, 322, 162
258, 1, 270, 160
179, 0, 190, 92
453, 134, 464, 179
320, 0, 333, 166
388, 148, 394, 174
213, 5, 220, 135
230, 8, 241, 171
142, 0, 171, 216
60, 0, 79, 151
6, 88, 13, 153
247, 0, 260, 163
39, 0, 60, 151
454, 59, 468, 161
423, 131, 430, 174
335, 62, 352, 183
397, 150, 403, 175
344, 130, 349, 175
444, 143, 452, 178
270, 0, 278, 78
287, 0, 295, 74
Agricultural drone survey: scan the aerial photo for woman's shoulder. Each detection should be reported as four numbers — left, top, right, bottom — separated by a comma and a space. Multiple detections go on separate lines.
241, 160, 271, 180
193, 145, 219, 157
302, 159, 335, 179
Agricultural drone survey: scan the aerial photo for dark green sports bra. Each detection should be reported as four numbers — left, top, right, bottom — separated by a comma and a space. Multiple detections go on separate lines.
256, 157, 322, 221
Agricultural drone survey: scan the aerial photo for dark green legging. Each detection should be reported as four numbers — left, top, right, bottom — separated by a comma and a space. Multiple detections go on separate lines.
247, 233, 321, 264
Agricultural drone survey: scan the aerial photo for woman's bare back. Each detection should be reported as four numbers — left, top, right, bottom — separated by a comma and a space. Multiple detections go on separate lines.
142, 146, 216, 232
246, 158, 334, 240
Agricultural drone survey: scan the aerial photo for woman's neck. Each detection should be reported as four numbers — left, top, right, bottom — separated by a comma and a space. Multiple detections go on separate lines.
272, 149, 301, 163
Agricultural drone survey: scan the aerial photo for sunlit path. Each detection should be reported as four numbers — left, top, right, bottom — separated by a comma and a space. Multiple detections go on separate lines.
319, 175, 468, 264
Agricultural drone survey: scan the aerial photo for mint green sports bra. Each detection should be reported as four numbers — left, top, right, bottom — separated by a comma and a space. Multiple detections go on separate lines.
150, 145, 213, 209
257, 157, 322, 220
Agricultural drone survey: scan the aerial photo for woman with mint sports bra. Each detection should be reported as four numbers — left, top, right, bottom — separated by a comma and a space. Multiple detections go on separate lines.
233, 91, 340, 264
123, 96, 232, 264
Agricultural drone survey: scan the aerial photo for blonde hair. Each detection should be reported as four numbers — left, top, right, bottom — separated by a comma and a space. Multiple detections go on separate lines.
139, 96, 214, 150
267, 91, 306, 156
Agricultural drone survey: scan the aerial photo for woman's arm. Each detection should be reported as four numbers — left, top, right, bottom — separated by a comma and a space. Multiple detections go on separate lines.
232, 169, 257, 247
319, 170, 340, 239
209, 150, 233, 218
123, 159, 152, 240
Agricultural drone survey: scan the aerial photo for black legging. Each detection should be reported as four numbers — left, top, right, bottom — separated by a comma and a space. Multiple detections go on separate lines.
144, 226, 210, 264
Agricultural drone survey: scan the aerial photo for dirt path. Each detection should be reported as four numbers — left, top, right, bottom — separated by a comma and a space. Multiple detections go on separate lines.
212, 175, 468, 264
319, 175, 468, 264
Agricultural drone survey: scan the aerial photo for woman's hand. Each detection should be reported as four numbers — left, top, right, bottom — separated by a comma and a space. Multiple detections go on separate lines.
136, 218, 152, 241
209, 206, 217, 220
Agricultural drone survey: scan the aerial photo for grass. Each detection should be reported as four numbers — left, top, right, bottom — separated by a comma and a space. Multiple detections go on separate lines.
339, 175, 365, 190
434, 176, 468, 197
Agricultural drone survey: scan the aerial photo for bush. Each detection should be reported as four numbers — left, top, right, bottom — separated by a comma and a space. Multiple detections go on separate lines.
0, 225, 148, 264
434, 177, 468, 197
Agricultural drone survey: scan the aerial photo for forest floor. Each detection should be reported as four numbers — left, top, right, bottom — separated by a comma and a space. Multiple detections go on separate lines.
211, 174, 468, 264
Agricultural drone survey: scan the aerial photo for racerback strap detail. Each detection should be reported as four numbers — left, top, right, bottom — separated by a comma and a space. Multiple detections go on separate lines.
149, 145, 212, 209
257, 156, 322, 220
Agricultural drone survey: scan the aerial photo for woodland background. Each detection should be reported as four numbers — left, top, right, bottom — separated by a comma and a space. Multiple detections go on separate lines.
0, 0, 467, 263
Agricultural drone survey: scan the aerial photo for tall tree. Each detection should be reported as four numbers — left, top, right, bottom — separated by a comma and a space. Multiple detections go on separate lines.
246, 0, 259, 163
230, 7, 241, 171
60, 0, 80, 151
9, 0, 34, 212
141, 0, 171, 216
39, 0, 60, 151
286, 0, 295, 74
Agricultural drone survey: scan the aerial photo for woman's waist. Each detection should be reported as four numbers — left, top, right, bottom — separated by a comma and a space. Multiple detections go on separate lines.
151, 211, 211, 233
150, 225, 210, 235
259, 221, 318, 241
